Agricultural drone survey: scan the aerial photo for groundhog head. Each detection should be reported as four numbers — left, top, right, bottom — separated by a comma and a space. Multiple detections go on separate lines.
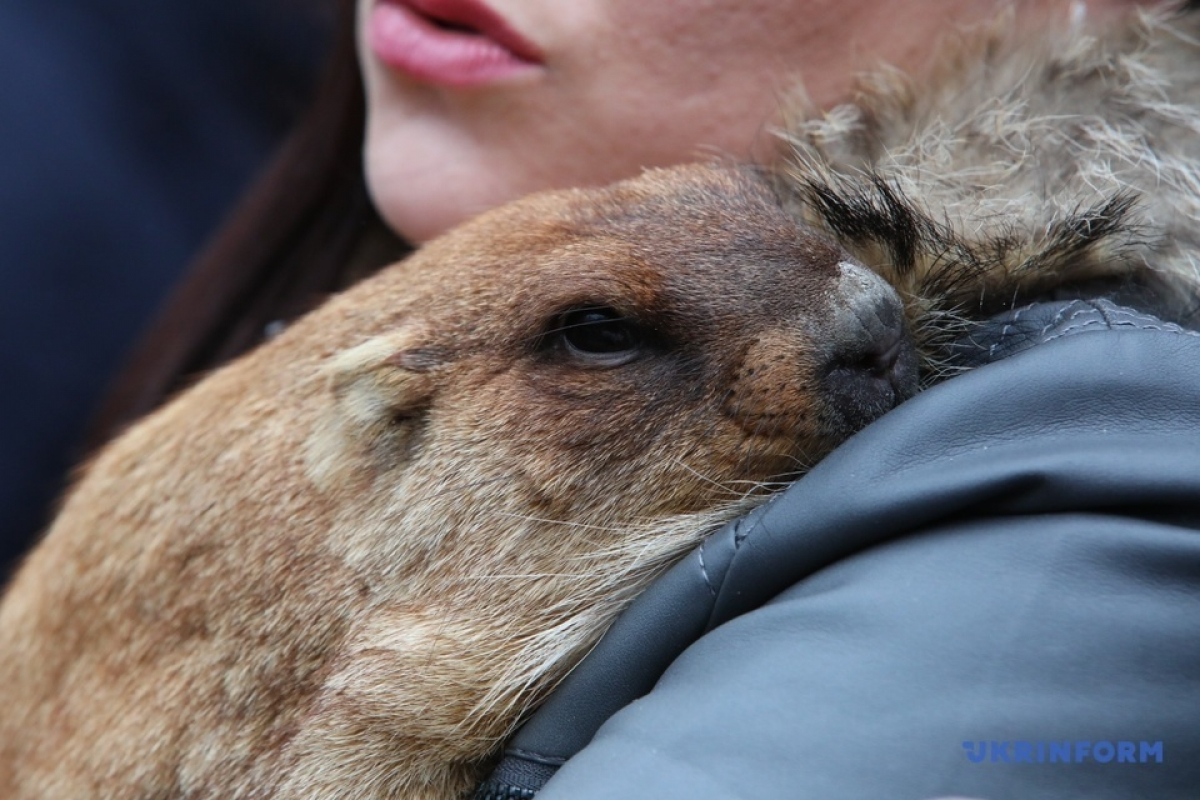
311, 164, 916, 512
0, 164, 915, 799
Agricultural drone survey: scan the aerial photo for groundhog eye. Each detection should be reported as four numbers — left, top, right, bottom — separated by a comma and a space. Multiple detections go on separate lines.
554, 306, 644, 364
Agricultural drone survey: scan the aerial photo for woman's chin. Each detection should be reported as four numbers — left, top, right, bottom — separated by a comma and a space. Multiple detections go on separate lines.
367, 164, 514, 245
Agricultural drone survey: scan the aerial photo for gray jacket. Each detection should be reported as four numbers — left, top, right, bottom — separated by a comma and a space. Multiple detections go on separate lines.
476, 300, 1200, 799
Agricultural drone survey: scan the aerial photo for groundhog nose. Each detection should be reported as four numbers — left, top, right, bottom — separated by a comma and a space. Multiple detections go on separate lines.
820, 281, 919, 435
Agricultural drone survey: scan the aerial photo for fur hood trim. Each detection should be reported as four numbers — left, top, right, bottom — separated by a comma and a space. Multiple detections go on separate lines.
778, 4, 1200, 358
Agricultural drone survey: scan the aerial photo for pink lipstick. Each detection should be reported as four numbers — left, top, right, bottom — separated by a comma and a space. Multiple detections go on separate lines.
368, 0, 543, 88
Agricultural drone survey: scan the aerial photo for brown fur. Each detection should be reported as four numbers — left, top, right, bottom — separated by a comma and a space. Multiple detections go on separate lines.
0, 166, 911, 799
5, 6, 1200, 799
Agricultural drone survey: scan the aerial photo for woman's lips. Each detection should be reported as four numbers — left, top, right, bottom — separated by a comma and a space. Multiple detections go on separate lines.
368, 0, 543, 88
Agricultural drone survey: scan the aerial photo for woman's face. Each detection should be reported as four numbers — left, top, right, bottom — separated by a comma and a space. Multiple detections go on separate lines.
357, 0, 1014, 244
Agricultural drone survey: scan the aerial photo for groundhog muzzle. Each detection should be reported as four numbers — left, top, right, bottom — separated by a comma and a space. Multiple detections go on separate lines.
0, 165, 916, 799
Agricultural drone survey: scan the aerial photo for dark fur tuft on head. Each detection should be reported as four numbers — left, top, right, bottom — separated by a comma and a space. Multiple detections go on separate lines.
799, 172, 1148, 312
802, 175, 932, 276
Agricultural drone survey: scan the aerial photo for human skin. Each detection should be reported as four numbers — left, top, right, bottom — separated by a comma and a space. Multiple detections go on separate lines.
357, 0, 1144, 245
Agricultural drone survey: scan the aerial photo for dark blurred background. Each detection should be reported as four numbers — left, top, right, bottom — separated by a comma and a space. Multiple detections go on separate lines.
0, 0, 334, 573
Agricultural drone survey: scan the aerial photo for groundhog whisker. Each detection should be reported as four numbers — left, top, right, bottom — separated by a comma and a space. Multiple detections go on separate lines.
490, 511, 624, 533
405, 474, 512, 504
452, 572, 609, 581
670, 458, 751, 498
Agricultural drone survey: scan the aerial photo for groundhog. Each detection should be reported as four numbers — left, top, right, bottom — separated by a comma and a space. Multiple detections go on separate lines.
5, 6, 1200, 800
0, 165, 918, 799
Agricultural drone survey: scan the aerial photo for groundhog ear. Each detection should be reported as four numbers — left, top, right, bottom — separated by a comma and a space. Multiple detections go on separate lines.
305, 330, 446, 486
328, 332, 445, 426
